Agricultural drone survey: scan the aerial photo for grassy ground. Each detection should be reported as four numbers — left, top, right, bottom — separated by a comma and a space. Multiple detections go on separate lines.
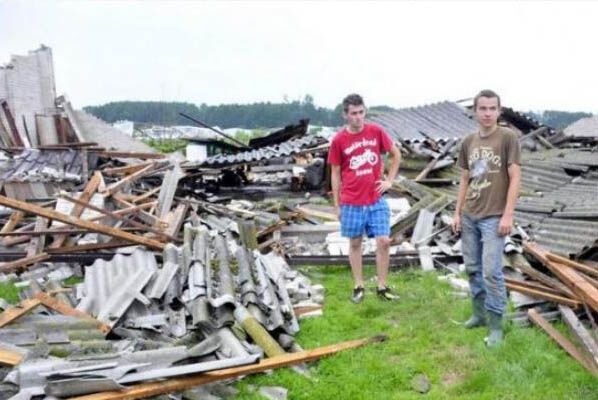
0, 268, 596, 399
236, 266, 598, 399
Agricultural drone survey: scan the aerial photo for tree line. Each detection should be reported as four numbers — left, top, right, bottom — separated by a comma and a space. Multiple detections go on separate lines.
83, 96, 344, 129
84, 98, 592, 130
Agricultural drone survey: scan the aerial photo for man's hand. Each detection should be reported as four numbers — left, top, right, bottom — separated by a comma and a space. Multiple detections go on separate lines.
375, 179, 392, 194
334, 205, 341, 221
451, 213, 461, 234
498, 214, 513, 236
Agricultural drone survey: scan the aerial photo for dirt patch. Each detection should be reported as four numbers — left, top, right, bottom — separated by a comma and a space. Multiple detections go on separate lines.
441, 370, 465, 386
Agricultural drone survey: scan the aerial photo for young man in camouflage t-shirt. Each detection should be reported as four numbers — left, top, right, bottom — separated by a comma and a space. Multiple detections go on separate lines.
452, 89, 521, 347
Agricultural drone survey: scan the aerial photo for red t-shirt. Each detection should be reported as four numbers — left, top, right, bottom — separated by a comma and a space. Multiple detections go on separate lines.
327, 123, 394, 205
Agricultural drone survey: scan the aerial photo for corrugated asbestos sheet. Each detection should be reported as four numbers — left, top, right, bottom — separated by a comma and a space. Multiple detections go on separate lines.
0, 148, 86, 200
201, 134, 328, 166
514, 149, 598, 256
367, 101, 479, 142
0, 148, 84, 182
564, 115, 598, 138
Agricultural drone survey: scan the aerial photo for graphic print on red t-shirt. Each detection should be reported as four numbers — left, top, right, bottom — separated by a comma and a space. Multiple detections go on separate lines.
327, 124, 393, 206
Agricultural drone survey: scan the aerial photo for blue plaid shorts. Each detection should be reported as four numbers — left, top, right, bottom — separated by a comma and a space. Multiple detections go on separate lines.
340, 198, 390, 238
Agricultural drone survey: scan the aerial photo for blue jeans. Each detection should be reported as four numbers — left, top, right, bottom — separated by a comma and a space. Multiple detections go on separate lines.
461, 213, 506, 315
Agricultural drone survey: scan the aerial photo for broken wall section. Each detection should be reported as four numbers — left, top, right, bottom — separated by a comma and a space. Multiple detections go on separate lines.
0, 46, 57, 147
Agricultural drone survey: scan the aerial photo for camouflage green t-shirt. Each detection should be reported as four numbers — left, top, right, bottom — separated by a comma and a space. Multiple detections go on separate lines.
457, 126, 521, 218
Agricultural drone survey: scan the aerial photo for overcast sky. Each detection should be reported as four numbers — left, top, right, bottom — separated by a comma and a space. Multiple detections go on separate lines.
1, 1, 597, 113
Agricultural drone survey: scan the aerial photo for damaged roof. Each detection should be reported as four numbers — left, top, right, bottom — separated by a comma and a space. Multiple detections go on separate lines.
200, 134, 328, 167
367, 101, 479, 142
564, 115, 598, 138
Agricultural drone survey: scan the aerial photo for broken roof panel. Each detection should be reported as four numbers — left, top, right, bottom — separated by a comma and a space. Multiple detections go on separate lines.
201, 135, 327, 167
367, 101, 479, 142
0, 148, 84, 183
564, 115, 598, 138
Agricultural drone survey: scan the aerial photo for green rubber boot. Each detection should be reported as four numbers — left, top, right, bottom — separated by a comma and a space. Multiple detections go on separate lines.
464, 294, 487, 329
485, 312, 503, 347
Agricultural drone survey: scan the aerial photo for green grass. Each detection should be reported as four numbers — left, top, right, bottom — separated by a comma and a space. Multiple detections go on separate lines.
0, 269, 595, 399
235, 266, 598, 399
0, 280, 23, 304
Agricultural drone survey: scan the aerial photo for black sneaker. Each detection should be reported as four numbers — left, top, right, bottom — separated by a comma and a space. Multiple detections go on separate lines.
351, 286, 365, 304
377, 286, 399, 301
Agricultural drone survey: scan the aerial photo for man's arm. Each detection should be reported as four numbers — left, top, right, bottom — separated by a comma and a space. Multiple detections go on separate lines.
331, 164, 341, 218
376, 144, 401, 194
452, 169, 470, 234
498, 163, 521, 236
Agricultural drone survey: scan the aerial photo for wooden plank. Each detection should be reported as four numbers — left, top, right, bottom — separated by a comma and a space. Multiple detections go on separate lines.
163, 203, 188, 238
0, 195, 165, 250
507, 252, 574, 297
296, 206, 338, 222
559, 305, 598, 371
525, 242, 598, 312
506, 281, 581, 308
112, 195, 165, 228
0, 253, 50, 273
130, 187, 161, 204
46, 240, 132, 254
101, 163, 155, 197
34, 292, 111, 334
51, 171, 102, 249
26, 217, 48, 257
69, 335, 387, 400
57, 193, 175, 243
0, 298, 42, 328
2, 221, 35, 247
293, 305, 323, 317
0, 347, 24, 366
0, 211, 25, 234
102, 162, 154, 176
505, 278, 577, 298
528, 308, 598, 376
546, 253, 598, 278
92, 151, 165, 160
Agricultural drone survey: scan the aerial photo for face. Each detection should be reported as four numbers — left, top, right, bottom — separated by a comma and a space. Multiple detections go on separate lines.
344, 104, 366, 132
475, 96, 500, 129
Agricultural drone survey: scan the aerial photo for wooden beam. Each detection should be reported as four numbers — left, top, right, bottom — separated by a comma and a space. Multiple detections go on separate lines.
112, 195, 165, 229
34, 292, 111, 334
0, 347, 24, 366
46, 240, 132, 254
102, 162, 154, 176
559, 305, 598, 371
524, 242, 598, 312
26, 217, 48, 257
69, 335, 387, 400
92, 151, 165, 159
0, 253, 50, 273
296, 206, 338, 222
101, 163, 155, 197
506, 281, 581, 308
546, 253, 598, 278
51, 171, 102, 249
0, 195, 165, 250
57, 193, 175, 243
528, 308, 598, 376
130, 187, 161, 204
506, 253, 575, 297
0, 211, 25, 234
0, 298, 42, 328
2, 221, 35, 247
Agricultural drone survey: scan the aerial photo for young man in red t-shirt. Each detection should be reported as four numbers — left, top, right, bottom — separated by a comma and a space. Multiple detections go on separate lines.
328, 94, 401, 303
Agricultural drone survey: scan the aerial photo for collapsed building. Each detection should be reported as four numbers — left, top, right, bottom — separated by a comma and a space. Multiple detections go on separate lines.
0, 45, 597, 400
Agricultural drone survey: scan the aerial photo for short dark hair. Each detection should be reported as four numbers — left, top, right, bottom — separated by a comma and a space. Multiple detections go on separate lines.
342, 93, 365, 112
473, 89, 501, 109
